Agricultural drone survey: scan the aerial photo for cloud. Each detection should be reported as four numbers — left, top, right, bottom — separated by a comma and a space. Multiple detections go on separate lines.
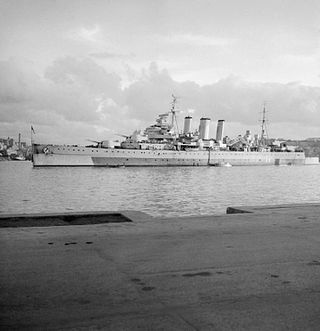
0, 57, 123, 132
89, 51, 134, 59
163, 34, 235, 47
122, 66, 320, 138
67, 24, 102, 43
44, 56, 121, 96
1, 58, 319, 143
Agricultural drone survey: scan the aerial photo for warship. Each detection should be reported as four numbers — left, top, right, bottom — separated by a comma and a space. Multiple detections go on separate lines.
32, 96, 305, 167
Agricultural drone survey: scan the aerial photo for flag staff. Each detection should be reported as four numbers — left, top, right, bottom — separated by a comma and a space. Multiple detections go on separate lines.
30, 125, 35, 159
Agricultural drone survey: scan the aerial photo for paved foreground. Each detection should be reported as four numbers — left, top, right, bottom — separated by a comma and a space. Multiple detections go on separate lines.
1, 204, 320, 330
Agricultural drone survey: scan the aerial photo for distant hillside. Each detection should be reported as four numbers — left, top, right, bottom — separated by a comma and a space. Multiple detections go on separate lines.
287, 139, 320, 158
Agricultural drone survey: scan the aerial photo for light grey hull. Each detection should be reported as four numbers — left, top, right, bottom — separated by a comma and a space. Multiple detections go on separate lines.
32, 144, 306, 167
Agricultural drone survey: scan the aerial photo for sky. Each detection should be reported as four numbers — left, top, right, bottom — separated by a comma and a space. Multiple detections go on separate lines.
0, 0, 320, 144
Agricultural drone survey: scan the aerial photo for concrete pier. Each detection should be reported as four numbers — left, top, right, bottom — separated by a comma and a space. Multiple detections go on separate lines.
1, 204, 320, 330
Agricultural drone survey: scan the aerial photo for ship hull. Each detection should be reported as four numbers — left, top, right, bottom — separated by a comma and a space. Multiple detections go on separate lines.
32, 144, 306, 167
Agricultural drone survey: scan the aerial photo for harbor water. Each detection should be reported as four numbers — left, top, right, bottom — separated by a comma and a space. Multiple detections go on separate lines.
0, 161, 320, 218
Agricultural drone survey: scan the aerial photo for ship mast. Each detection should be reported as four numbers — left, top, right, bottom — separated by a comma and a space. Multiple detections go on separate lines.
170, 94, 179, 135
259, 103, 269, 147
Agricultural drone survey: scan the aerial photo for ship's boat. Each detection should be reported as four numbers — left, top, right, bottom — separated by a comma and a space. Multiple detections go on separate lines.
10, 155, 26, 161
32, 96, 306, 167
211, 162, 232, 167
